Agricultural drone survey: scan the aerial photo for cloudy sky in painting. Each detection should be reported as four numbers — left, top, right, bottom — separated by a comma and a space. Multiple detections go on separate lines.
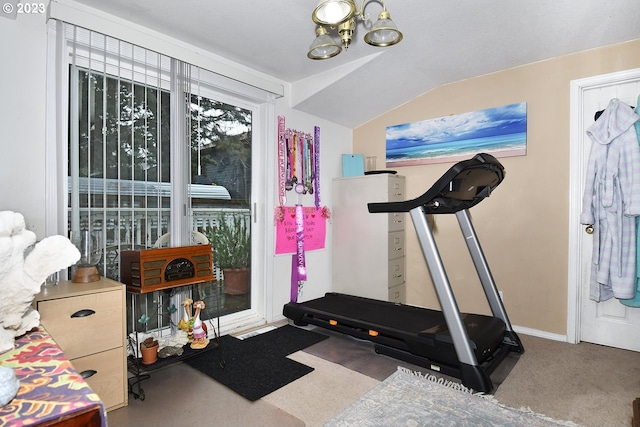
386, 102, 527, 150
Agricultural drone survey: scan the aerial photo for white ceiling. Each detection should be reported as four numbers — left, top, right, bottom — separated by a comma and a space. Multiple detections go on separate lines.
68, 0, 640, 128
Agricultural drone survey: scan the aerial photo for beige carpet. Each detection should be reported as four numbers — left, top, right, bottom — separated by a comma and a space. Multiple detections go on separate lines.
108, 328, 639, 427
273, 330, 640, 427
263, 351, 380, 427
494, 334, 639, 427
107, 363, 305, 427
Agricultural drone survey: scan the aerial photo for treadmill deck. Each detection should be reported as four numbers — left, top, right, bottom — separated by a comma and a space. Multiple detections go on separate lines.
284, 292, 507, 365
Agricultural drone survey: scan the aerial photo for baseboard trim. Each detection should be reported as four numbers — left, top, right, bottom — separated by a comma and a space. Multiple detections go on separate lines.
513, 325, 567, 343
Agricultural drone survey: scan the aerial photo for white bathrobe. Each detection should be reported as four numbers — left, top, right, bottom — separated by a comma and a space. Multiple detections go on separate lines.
580, 99, 640, 301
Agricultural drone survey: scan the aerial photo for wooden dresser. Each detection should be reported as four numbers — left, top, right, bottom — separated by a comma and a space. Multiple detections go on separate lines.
33, 278, 128, 411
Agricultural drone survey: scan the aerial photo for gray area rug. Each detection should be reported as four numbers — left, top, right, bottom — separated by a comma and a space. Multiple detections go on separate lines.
325, 367, 584, 427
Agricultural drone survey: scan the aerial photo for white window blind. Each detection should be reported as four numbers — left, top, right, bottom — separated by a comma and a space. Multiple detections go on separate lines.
48, 18, 273, 334
66, 24, 177, 277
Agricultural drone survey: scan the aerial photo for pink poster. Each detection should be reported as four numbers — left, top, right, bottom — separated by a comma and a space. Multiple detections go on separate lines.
275, 206, 326, 254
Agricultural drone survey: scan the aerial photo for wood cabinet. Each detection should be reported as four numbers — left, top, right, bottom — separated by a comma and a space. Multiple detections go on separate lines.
34, 278, 128, 411
332, 174, 406, 303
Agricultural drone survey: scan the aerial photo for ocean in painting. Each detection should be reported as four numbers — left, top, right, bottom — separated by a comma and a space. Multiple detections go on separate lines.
386, 102, 527, 166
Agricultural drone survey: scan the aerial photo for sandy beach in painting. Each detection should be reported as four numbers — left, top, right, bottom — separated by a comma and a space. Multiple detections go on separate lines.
385, 148, 526, 168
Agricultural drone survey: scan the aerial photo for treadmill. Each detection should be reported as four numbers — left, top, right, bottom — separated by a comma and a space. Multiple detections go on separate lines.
283, 153, 524, 392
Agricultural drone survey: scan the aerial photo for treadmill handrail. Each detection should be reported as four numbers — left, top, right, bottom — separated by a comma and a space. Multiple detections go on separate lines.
368, 153, 505, 215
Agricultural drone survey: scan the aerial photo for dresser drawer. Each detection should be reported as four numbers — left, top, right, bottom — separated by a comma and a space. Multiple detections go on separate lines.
388, 283, 406, 304
388, 230, 405, 258
388, 259, 405, 287
388, 178, 405, 202
388, 212, 405, 232
72, 347, 125, 411
37, 290, 123, 359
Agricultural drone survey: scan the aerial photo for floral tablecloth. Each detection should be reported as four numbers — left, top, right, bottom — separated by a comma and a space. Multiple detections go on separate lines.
0, 327, 106, 426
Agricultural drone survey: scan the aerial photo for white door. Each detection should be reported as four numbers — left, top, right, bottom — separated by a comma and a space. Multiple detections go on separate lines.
575, 73, 640, 351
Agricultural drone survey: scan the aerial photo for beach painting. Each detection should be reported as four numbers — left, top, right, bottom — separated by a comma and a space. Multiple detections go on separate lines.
386, 102, 527, 167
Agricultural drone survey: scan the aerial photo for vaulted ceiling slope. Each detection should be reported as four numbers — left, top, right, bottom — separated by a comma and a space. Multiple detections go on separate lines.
67, 0, 640, 128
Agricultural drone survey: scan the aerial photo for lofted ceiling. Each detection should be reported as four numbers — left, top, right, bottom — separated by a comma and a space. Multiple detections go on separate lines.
67, 0, 640, 128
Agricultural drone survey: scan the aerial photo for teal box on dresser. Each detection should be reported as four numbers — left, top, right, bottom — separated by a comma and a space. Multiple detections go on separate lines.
342, 154, 365, 177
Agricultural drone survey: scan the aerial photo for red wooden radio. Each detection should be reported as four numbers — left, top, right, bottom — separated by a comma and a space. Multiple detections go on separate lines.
120, 245, 214, 294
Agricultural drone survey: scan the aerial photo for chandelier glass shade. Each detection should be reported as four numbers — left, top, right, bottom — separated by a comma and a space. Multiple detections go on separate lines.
308, 26, 343, 60
312, 0, 356, 26
364, 10, 402, 46
308, 0, 402, 60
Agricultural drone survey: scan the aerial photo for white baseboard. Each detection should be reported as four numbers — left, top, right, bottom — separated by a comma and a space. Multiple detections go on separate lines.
512, 325, 567, 343
234, 325, 277, 340
212, 316, 268, 338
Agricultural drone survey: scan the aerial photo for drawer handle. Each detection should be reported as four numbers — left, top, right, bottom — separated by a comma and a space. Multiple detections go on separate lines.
80, 369, 97, 379
394, 274, 403, 278
71, 309, 96, 318
395, 247, 403, 251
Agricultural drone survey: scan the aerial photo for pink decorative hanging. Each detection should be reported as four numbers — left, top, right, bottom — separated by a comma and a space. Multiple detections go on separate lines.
276, 116, 329, 302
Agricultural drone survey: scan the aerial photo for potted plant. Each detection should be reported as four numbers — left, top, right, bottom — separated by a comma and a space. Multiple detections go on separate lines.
139, 336, 159, 365
204, 213, 250, 295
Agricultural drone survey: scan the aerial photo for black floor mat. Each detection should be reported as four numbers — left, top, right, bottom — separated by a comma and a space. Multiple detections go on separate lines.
184, 325, 328, 401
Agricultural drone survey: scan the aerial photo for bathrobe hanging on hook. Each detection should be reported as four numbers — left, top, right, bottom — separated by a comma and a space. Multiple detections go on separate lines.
621, 95, 640, 307
580, 98, 640, 302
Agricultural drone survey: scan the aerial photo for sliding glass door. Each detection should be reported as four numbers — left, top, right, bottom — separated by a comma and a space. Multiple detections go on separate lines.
62, 24, 261, 334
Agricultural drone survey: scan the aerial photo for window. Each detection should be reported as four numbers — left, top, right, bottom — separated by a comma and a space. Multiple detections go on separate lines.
49, 21, 273, 335
188, 91, 253, 321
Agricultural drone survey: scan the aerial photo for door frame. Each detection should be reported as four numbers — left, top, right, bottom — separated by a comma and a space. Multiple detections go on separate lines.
567, 68, 640, 344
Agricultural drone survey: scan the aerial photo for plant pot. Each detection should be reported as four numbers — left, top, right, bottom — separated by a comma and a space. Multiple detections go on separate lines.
223, 268, 249, 295
140, 343, 159, 365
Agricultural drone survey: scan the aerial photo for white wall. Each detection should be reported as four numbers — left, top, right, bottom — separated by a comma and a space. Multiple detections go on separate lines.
0, 13, 49, 236
0, 5, 352, 323
271, 100, 352, 321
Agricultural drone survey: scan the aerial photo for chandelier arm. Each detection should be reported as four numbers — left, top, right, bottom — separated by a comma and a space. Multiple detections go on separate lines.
355, 0, 368, 21
356, 0, 388, 23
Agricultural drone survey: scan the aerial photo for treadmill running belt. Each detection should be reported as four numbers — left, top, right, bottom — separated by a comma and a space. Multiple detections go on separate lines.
284, 292, 507, 364
299, 292, 445, 333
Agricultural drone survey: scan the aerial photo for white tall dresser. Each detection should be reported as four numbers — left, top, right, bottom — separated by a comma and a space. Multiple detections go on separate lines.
332, 173, 406, 303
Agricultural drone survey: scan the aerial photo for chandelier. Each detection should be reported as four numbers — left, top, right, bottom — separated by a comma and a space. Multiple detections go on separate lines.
308, 0, 403, 60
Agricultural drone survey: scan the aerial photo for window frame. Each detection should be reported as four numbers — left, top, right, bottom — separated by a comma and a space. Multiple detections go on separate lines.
45, 19, 277, 333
